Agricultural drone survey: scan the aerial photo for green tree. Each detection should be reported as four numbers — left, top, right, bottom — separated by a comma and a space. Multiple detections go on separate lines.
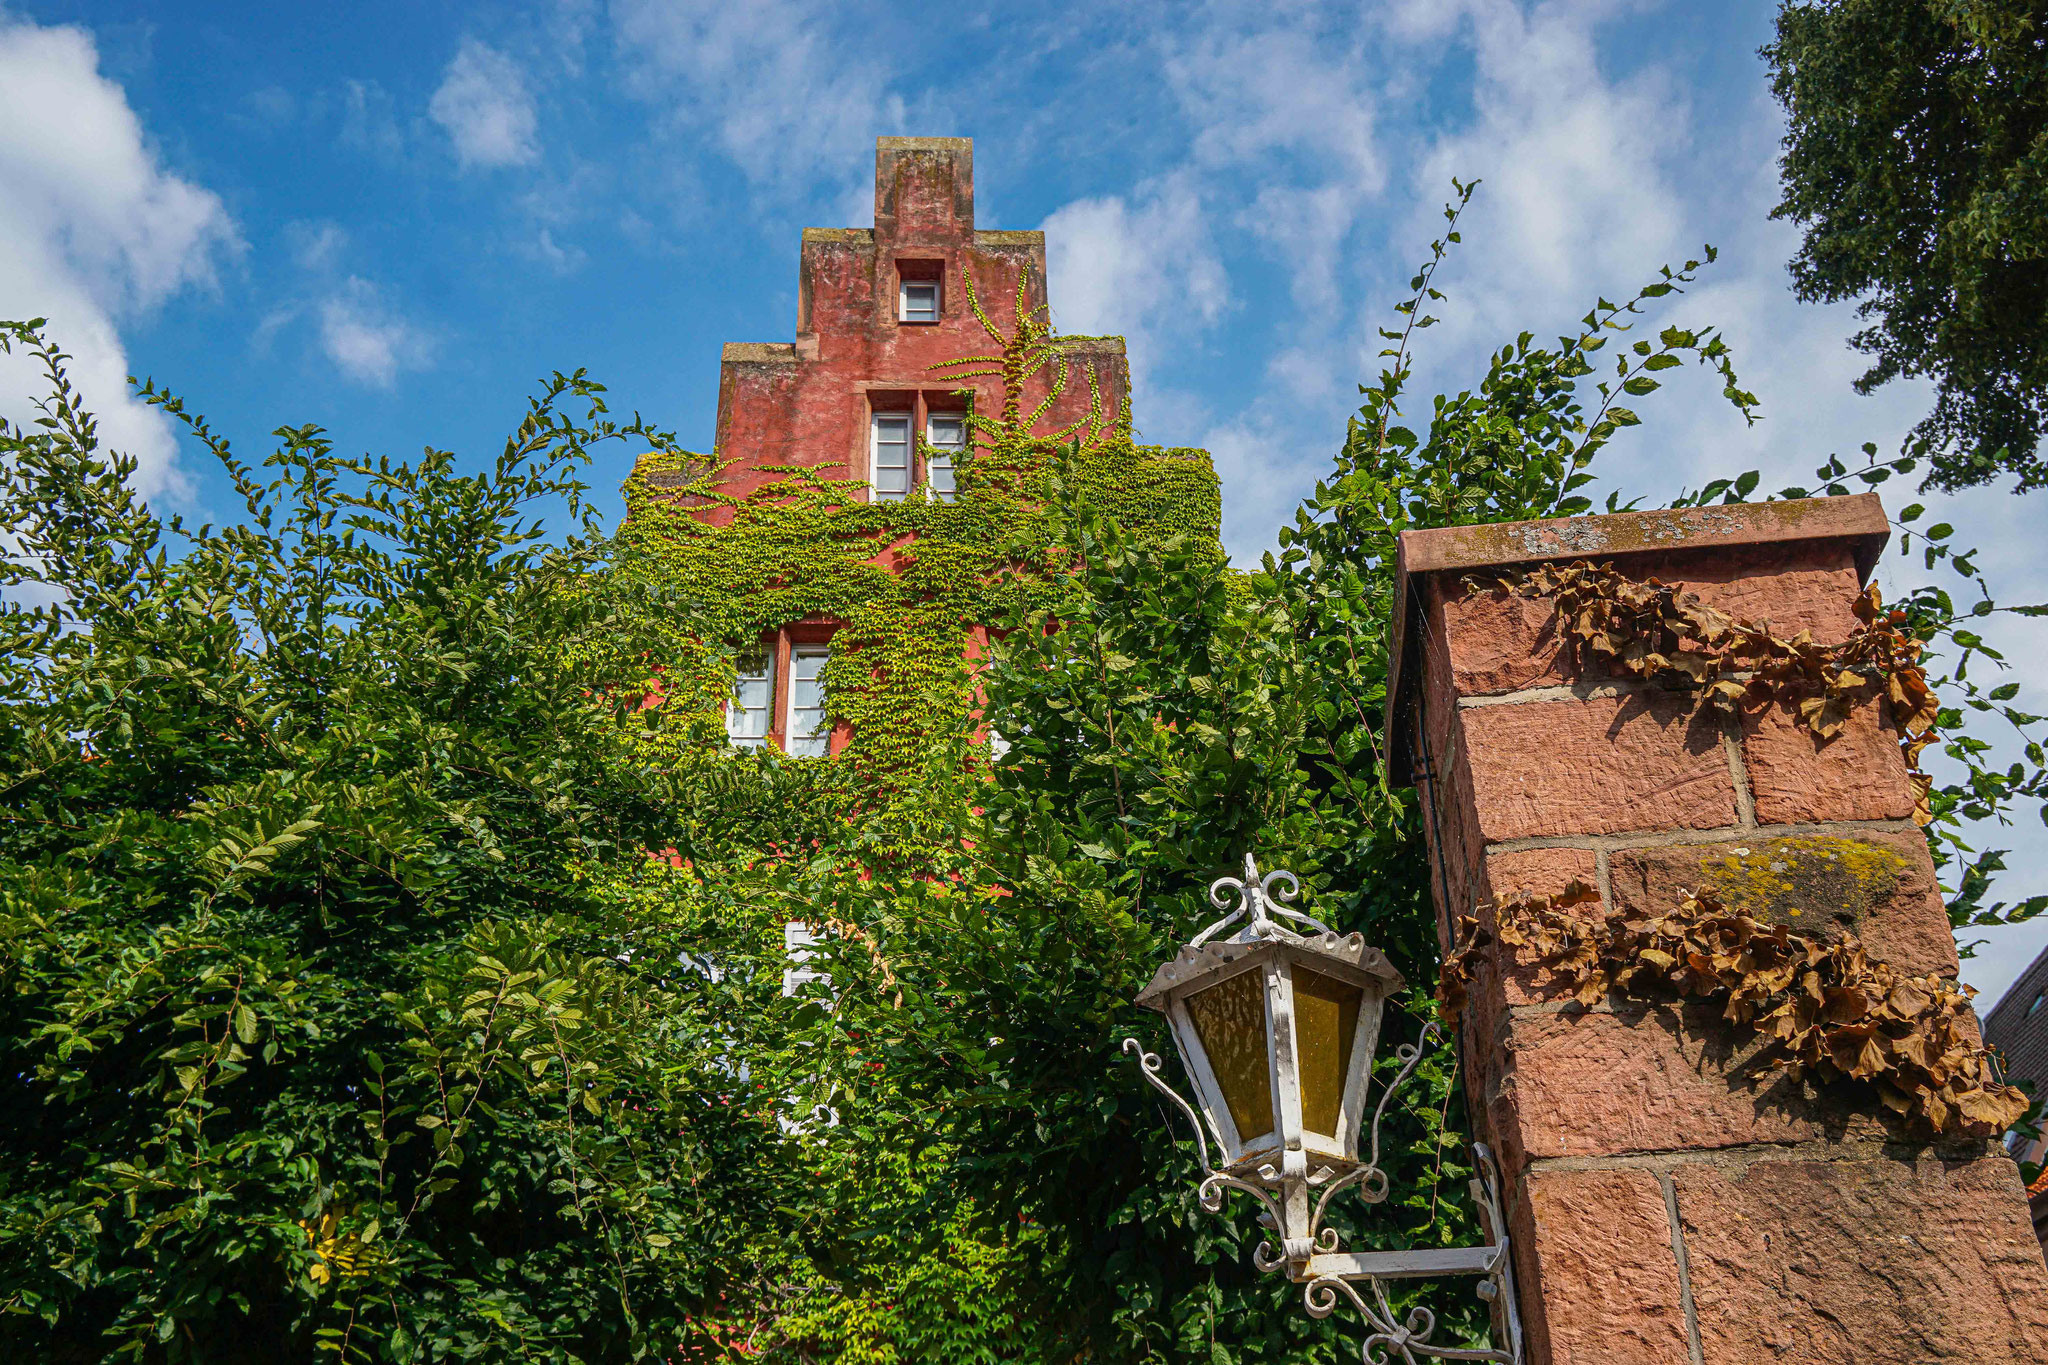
1766, 0, 2048, 491
773, 190, 1770, 1363
0, 323, 803, 1361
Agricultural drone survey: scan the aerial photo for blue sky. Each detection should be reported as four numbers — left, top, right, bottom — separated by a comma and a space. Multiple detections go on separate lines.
4, 0, 2046, 1004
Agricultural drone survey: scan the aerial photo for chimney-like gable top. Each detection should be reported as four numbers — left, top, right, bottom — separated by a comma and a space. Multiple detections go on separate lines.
874, 136, 974, 243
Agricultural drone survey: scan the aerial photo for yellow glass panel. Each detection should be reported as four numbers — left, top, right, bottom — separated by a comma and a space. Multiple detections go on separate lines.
1185, 968, 1273, 1143
1293, 967, 1363, 1137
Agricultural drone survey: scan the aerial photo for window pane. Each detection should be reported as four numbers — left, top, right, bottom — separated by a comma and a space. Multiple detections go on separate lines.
1185, 968, 1273, 1144
901, 281, 938, 322
873, 415, 910, 501
787, 646, 829, 757
927, 415, 963, 502
726, 649, 772, 748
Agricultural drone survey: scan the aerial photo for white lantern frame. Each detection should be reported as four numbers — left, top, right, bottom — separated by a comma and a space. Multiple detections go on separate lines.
1123, 856, 1525, 1365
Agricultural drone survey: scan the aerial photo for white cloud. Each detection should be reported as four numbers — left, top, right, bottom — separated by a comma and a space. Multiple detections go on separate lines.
609, 0, 905, 194
430, 39, 541, 170
1160, 5, 1383, 321
286, 219, 349, 272
527, 227, 587, 274
1042, 172, 1228, 389
0, 15, 237, 499
340, 79, 405, 160
1023, 3, 1395, 546
1400, 0, 1686, 355
317, 278, 431, 387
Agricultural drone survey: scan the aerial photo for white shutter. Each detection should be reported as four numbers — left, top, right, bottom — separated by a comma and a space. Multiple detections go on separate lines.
782, 921, 830, 996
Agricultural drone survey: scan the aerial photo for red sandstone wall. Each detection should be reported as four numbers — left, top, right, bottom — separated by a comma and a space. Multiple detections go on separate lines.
1394, 496, 2048, 1364
701, 137, 1129, 523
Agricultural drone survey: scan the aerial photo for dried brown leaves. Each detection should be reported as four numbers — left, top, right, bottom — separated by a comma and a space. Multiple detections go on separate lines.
1439, 884, 2026, 1139
1469, 562, 1942, 823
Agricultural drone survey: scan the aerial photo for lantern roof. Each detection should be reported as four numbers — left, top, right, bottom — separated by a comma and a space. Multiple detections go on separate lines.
1135, 854, 1405, 1009
1134, 929, 1403, 1011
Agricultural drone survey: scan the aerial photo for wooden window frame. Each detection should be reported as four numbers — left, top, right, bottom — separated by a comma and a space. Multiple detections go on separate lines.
871, 409, 913, 502
784, 642, 832, 758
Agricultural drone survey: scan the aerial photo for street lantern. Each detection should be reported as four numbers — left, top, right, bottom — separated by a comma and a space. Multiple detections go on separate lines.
1123, 856, 1525, 1365
1135, 858, 1403, 1230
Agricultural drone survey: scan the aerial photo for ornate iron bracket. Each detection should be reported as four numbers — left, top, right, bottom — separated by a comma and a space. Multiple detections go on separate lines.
1123, 1026, 1523, 1363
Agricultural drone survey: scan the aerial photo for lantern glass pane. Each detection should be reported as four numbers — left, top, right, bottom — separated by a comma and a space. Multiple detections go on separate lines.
1185, 969, 1273, 1142
1293, 967, 1363, 1136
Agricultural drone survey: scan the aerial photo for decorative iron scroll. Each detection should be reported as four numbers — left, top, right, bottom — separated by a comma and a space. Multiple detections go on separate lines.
1122, 1026, 1523, 1363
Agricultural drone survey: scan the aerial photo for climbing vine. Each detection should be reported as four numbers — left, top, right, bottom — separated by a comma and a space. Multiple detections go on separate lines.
611, 261, 1220, 796
1438, 882, 2029, 1137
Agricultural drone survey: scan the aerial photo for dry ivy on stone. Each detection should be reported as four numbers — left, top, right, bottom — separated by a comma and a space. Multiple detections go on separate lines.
1438, 882, 2027, 1138
1466, 561, 1942, 822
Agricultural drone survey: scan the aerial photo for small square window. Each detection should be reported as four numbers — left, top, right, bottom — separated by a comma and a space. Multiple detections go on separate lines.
787, 644, 830, 757
872, 412, 911, 502
899, 279, 940, 323
726, 645, 772, 749
926, 413, 965, 501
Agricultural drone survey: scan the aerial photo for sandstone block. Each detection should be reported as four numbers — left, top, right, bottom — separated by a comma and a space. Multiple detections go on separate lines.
1740, 702, 1916, 825
1459, 848, 1604, 1037
1456, 692, 1737, 842
1674, 1154, 2048, 1364
1510, 1167, 1693, 1364
1609, 830, 1957, 979
1430, 546, 1868, 698
1487, 1004, 1894, 1173
1428, 579, 1569, 697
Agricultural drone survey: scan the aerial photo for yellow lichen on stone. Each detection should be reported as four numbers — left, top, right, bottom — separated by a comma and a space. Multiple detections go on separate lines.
1692, 834, 1905, 928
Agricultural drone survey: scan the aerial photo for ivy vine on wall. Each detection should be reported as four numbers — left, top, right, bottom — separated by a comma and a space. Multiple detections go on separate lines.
1439, 882, 2027, 1137
1465, 560, 1942, 821
612, 263, 1223, 794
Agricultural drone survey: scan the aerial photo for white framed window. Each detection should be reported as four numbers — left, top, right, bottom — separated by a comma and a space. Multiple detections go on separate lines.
782, 921, 830, 996
899, 278, 940, 323
871, 412, 911, 502
786, 644, 830, 757
926, 412, 965, 502
726, 646, 772, 749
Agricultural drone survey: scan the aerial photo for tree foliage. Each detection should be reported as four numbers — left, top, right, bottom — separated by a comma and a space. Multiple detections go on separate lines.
0, 323, 803, 1361
1766, 0, 2048, 491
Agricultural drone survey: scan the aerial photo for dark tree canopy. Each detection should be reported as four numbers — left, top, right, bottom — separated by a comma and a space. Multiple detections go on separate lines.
1766, 0, 2048, 492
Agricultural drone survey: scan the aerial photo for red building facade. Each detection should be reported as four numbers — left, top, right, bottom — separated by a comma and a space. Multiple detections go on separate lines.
704, 136, 1127, 519
677, 137, 1139, 757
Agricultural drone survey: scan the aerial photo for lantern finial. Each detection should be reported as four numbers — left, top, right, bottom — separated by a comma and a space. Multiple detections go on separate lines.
1196, 852, 1329, 944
